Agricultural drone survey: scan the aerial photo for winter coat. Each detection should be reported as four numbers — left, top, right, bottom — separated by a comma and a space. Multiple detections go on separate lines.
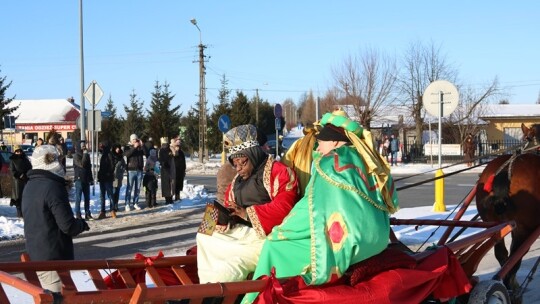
73, 141, 93, 183
9, 153, 32, 201
158, 143, 176, 197
390, 137, 400, 153
463, 137, 476, 162
216, 163, 236, 203
97, 145, 114, 183
22, 169, 88, 261
174, 148, 186, 192
124, 144, 145, 171
111, 145, 126, 188
143, 171, 158, 192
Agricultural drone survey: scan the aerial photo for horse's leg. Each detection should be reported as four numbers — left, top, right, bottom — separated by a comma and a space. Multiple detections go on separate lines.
503, 229, 529, 296
493, 239, 509, 268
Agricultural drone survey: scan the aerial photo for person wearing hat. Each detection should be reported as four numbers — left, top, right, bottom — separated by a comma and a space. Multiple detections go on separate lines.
9, 145, 32, 218
196, 124, 300, 283
158, 136, 176, 205
22, 145, 90, 293
172, 137, 186, 201
215, 128, 269, 204
243, 111, 399, 303
124, 133, 146, 211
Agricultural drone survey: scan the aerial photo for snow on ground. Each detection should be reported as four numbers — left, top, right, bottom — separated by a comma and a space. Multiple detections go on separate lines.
0, 155, 484, 241
2, 133, 539, 302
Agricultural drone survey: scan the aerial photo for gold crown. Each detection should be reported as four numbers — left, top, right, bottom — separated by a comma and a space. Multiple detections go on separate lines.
224, 124, 259, 153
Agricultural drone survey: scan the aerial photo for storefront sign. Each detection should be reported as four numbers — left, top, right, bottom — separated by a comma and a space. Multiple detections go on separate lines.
16, 124, 77, 131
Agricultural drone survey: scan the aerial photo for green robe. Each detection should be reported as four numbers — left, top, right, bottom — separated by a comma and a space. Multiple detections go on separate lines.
243, 145, 398, 303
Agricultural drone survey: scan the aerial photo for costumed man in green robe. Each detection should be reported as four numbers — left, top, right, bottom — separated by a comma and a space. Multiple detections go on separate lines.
243, 110, 399, 303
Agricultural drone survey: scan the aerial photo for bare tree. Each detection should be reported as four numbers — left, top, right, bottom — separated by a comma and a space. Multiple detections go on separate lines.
331, 47, 398, 129
318, 88, 341, 114
446, 78, 501, 142
298, 91, 317, 126
282, 98, 297, 129
398, 41, 458, 144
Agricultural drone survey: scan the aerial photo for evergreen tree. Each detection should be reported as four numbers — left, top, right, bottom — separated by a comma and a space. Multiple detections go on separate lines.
122, 90, 145, 144
208, 75, 232, 153
101, 95, 123, 145
146, 81, 181, 142
255, 100, 275, 137
230, 91, 251, 127
180, 108, 199, 157
0, 68, 19, 130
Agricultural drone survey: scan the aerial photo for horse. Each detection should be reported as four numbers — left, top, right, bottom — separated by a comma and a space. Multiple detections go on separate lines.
475, 123, 540, 294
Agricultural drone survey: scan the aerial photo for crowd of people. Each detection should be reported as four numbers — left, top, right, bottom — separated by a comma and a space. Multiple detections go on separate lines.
7, 132, 188, 294
8, 132, 188, 221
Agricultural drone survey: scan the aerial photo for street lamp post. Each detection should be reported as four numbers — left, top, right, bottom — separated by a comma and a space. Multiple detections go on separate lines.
191, 19, 207, 163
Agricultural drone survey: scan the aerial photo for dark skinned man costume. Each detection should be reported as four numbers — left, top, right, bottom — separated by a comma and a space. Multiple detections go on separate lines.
196, 124, 299, 283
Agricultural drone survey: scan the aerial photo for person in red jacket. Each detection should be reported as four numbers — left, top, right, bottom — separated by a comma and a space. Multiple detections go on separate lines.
196, 124, 300, 283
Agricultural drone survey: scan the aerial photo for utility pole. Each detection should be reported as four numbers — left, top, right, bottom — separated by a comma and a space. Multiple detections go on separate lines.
79, 0, 86, 141
255, 88, 259, 125
191, 19, 208, 163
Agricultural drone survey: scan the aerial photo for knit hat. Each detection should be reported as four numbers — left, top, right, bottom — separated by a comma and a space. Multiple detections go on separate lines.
13, 145, 21, 152
224, 124, 259, 155
160, 137, 169, 145
130, 134, 139, 141
30, 145, 65, 177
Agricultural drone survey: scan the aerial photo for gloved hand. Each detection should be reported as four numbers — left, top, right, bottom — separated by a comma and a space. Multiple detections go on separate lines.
82, 221, 90, 231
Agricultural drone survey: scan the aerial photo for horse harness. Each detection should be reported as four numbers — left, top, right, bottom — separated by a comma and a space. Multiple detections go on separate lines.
494, 140, 540, 183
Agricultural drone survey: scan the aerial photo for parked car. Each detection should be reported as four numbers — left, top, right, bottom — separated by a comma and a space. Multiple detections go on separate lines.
266, 139, 286, 158
20, 144, 34, 156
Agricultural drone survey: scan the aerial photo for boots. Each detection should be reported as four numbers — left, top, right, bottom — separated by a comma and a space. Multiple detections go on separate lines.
97, 212, 106, 220
146, 192, 153, 208
151, 193, 157, 207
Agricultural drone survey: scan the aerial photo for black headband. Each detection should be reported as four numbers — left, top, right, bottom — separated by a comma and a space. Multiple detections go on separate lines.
316, 124, 350, 142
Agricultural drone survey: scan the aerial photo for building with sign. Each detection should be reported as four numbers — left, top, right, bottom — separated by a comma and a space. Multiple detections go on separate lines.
5, 99, 80, 145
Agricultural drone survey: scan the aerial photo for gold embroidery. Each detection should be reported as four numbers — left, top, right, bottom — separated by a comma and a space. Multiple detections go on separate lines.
285, 167, 296, 191
308, 172, 318, 284
246, 206, 266, 239
263, 157, 273, 198
315, 157, 391, 213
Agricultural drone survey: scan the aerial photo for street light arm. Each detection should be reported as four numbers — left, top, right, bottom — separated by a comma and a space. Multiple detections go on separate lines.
190, 18, 202, 44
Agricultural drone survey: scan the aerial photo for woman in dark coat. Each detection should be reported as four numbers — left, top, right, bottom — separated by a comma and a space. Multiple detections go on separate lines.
172, 138, 186, 201
22, 145, 89, 292
111, 144, 126, 217
158, 137, 176, 204
9, 145, 32, 218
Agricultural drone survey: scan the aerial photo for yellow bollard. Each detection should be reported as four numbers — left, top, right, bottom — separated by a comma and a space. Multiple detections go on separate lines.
221, 151, 226, 164
433, 169, 446, 212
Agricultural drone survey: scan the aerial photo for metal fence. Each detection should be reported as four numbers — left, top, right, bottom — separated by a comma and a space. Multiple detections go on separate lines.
402, 140, 523, 164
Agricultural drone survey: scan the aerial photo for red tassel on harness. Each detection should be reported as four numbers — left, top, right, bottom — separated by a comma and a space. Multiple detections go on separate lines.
483, 174, 495, 192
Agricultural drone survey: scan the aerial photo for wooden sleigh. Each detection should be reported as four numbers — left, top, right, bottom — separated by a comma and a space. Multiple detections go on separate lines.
0, 215, 527, 304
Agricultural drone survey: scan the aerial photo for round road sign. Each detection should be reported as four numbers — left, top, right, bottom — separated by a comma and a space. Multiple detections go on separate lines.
423, 80, 459, 117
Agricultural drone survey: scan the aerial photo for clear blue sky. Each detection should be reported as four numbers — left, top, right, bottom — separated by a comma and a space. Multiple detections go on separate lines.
1, 1, 539, 116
